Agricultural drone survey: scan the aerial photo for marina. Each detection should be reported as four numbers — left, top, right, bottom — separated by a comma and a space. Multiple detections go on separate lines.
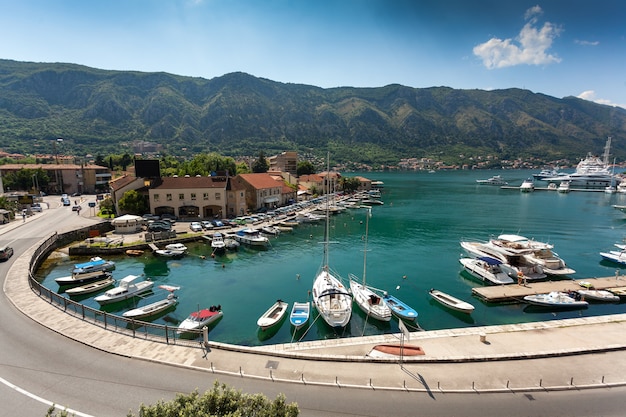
36, 169, 626, 346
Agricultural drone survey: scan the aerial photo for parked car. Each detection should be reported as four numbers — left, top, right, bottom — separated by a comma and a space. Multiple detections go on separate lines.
211, 219, 224, 227
0, 246, 14, 261
201, 220, 214, 230
142, 213, 160, 222
62, 198, 71, 206
31, 203, 42, 212
160, 213, 177, 223
147, 221, 172, 232
189, 222, 203, 232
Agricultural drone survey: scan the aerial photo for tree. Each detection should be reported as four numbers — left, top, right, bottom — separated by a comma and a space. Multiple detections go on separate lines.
296, 161, 315, 176
99, 196, 116, 216
118, 190, 148, 214
252, 151, 269, 173
235, 161, 251, 174
120, 153, 133, 171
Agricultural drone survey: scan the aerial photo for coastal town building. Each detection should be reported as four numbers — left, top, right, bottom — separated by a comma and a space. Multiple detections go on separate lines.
268, 151, 297, 176
0, 163, 111, 195
147, 175, 228, 219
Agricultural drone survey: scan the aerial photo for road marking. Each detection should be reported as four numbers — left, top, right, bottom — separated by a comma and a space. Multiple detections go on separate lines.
0, 375, 95, 417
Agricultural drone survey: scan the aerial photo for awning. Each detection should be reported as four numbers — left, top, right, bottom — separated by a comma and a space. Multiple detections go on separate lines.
264, 196, 279, 203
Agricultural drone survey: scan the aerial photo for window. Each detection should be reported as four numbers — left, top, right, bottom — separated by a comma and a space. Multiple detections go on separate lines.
179, 193, 184, 200
191, 193, 196, 200
166, 193, 172, 201
203, 193, 209, 200
215, 192, 221, 200
153, 194, 160, 202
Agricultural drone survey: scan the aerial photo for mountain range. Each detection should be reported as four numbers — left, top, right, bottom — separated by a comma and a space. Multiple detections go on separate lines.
1, 59, 625, 166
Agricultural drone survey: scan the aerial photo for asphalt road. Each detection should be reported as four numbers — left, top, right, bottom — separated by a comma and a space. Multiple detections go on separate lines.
1, 196, 625, 417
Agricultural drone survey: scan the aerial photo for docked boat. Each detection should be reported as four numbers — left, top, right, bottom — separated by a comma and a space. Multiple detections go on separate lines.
476, 175, 508, 185
459, 256, 515, 285
429, 289, 474, 314
600, 250, 626, 265
234, 228, 269, 247
64, 276, 115, 296
257, 299, 289, 330
165, 243, 188, 252
93, 274, 154, 305
177, 305, 223, 333
125, 249, 144, 257
348, 208, 391, 322
289, 301, 310, 329
577, 289, 620, 303
72, 256, 115, 275
523, 291, 589, 309
544, 137, 618, 188
154, 248, 186, 257
519, 178, 534, 192
123, 292, 179, 320
260, 225, 281, 235
382, 292, 418, 322
460, 240, 547, 280
557, 181, 570, 193
533, 168, 568, 181
223, 237, 240, 250
312, 154, 352, 328
56, 270, 112, 286
210, 232, 226, 255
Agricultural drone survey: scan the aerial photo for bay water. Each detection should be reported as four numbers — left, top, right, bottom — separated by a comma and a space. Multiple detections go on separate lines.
38, 170, 626, 346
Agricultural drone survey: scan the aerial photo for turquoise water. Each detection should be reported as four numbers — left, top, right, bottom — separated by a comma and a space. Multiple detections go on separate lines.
37, 170, 626, 346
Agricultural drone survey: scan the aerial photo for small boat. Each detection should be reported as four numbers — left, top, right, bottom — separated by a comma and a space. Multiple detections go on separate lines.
557, 181, 570, 193
257, 299, 289, 330
600, 250, 626, 265
349, 277, 392, 322
223, 237, 240, 250
165, 243, 188, 252
360, 199, 384, 206
459, 256, 515, 285
523, 291, 589, 309
476, 175, 508, 185
519, 178, 535, 192
125, 249, 144, 257
234, 228, 270, 247
210, 232, 226, 254
289, 301, 310, 329
72, 256, 115, 274
56, 270, 112, 286
382, 292, 418, 322
94, 274, 154, 305
429, 289, 475, 314
260, 225, 281, 235
123, 292, 179, 320
65, 276, 115, 296
368, 344, 425, 358
577, 289, 620, 303
177, 306, 223, 333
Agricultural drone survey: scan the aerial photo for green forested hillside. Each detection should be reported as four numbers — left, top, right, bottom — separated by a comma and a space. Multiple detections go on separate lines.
1, 59, 625, 165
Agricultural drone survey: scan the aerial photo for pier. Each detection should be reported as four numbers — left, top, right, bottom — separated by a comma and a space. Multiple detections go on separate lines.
472, 275, 626, 303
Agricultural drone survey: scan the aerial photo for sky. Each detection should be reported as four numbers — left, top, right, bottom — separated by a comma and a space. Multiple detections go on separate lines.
1, 0, 625, 109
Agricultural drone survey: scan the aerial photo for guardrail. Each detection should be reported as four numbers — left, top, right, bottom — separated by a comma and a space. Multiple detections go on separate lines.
27, 226, 206, 349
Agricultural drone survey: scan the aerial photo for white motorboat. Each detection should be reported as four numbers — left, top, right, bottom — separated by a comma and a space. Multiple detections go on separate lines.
523, 291, 589, 309
94, 274, 154, 305
56, 270, 112, 286
460, 240, 547, 280
257, 299, 289, 330
65, 276, 115, 296
210, 232, 226, 254
577, 289, 620, 303
165, 243, 188, 252
234, 228, 269, 247
476, 175, 508, 185
312, 154, 352, 328
557, 181, 570, 193
429, 289, 474, 314
459, 257, 515, 285
260, 225, 281, 235
600, 250, 626, 265
348, 208, 391, 322
289, 301, 310, 329
154, 248, 186, 257
533, 168, 568, 181
123, 292, 179, 320
519, 178, 534, 192
177, 305, 223, 333
72, 256, 116, 275
544, 137, 618, 188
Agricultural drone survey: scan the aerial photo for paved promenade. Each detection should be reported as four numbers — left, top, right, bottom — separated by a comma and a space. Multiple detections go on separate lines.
5, 214, 626, 393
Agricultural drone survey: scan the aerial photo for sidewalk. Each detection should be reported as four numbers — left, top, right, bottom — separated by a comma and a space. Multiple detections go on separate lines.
4, 215, 626, 393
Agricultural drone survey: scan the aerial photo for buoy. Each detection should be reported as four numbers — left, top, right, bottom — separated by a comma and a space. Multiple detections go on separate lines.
396, 285, 400, 290
222, 264, 225, 268
296, 274, 300, 280
402, 275, 407, 279
210, 253, 215, 258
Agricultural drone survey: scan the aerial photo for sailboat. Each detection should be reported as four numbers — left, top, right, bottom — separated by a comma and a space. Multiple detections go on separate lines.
311, 154, 352, 328
605, 158, 617, 193
349, 208, 391, 322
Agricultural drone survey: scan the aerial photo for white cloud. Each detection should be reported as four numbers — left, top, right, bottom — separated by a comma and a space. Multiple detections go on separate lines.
575, 39, 599, 46
473, 6, 562, 69
578, 90, 626, 109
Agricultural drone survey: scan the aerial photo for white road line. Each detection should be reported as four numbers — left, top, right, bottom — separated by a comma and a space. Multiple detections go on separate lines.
0, 375, 95, 417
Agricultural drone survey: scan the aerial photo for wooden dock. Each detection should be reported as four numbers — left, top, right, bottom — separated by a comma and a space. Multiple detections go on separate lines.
472, 276, 626, 303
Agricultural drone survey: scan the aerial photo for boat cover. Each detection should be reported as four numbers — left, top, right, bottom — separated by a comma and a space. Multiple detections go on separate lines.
477, 256, 502, 265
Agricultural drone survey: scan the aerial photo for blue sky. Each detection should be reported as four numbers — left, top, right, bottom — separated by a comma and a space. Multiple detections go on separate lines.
1, 0, 625, 108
